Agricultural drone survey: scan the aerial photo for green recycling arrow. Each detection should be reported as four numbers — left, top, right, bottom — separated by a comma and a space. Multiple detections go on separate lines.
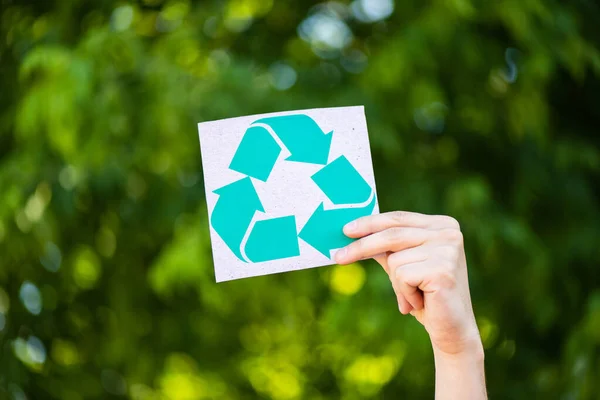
229, 126, 282, 182
211, 177, 263, 261
311, 155, 372, 205
254, 114, 333, 165
244, 216, 300, 262
299, 195, 376, 258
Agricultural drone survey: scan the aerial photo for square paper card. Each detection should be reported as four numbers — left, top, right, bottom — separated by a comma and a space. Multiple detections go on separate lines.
198, 106, 379, 282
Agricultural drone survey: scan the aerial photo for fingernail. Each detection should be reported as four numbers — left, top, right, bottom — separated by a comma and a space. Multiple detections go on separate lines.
344, 220, 357, 233
334, 248, 347, 262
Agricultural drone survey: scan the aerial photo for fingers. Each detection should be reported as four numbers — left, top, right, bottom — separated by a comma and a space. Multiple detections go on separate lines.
374, 252, 414, 314
398, 278, 424, 311
389, 254, 457, 312
387, 246, 430, 269
394, 259, 457, 295
343, 211, 460, 238
335, 227, 431, 265
389, 270, 413, 314
393, 261, 428, 311
349, 214, 465, 318
387, 248, 428, 310
397, 291, 413, 315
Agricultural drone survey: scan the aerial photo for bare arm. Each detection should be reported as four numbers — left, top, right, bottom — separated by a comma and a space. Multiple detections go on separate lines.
335, 211, 487, 399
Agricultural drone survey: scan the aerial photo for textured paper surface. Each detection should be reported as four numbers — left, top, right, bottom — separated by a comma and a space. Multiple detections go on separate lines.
197, 106, 379, 282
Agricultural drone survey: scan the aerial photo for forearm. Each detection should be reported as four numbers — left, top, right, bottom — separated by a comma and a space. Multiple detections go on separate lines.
434, 346, 487, 400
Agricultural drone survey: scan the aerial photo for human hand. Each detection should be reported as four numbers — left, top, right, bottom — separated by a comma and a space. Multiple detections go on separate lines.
334, 211, 483, 358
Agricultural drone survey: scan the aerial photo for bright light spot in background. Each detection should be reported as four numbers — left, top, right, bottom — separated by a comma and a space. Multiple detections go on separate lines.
15, 209, 31, 232
345, 354, 400, 387
298, 4, 353, 58
52, 339, 81, 366
489, 48, 520, 95
19, 281, 42, 315
159, 354, 208, 400
242, 357, 302, 399
329, 263, 366, 295
111, 5, 135, 31
130, 384, 157, 400
26, 336, 46, 364
351, 0, 394, 23
413, 102, 448, 134
224, 0, 274, 33
12, 336, 47, 369
156, 1, 190, 32
40, 242, 62, 272
269, 62, 297, 90
497, 339, 516, 359
489, 69, 508, 94
177, 171, 199, 188
96, 227, 117, 258
502, 47, 520, 83
8, 384, 27, 400
24, 196, 44, 222
477, 317, 499, 348
73, 247, 102, 289
203, 16, 219, 38
206, 48, 232, 75
59, 165, 82, 190
24, 182, 52, 223
341, 49, 368, 74
224, 12, 253, 32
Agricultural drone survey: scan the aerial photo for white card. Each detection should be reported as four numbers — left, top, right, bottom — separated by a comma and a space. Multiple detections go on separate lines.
197, 106, 379, 282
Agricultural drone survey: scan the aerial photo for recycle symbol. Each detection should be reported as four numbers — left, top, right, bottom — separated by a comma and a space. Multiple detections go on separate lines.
211, 113, 376, 263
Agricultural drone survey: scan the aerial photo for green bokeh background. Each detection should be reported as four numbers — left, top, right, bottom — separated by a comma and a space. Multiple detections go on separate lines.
1, 0, 600, 399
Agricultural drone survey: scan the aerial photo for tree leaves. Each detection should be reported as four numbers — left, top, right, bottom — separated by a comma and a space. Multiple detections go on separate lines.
0, 1, 599, 399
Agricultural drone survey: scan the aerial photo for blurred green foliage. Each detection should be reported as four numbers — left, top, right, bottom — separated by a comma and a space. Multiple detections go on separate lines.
1, 0, 600, 399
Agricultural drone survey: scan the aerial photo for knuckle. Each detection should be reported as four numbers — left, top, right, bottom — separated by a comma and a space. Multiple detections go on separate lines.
445, 216, 461, 230
390, 211, 407, 224
435, 215, 460, 230
393, 265, 406, 281
385, 227, 403, 242
441, 228, 463, 244
438, 245, 459, 261
439, 259, 455, 272
436, 264, 457, 287
441, 271, 457, 288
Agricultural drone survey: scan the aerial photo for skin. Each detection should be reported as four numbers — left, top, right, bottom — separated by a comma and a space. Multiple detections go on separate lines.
334, 211, 487, 400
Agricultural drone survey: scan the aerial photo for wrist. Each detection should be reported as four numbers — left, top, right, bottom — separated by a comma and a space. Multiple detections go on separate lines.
433, 341, 487, 400
433, 338, 485, 365
434, 348, 485, 373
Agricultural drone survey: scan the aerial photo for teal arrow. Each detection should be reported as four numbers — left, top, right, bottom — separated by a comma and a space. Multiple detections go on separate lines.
229, 126, 282, 182
299, 195, 376, 258
254, 114, 333, 165
244, 216, 300, 262
311, 155, 372, 205
211, 177, 264, 261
